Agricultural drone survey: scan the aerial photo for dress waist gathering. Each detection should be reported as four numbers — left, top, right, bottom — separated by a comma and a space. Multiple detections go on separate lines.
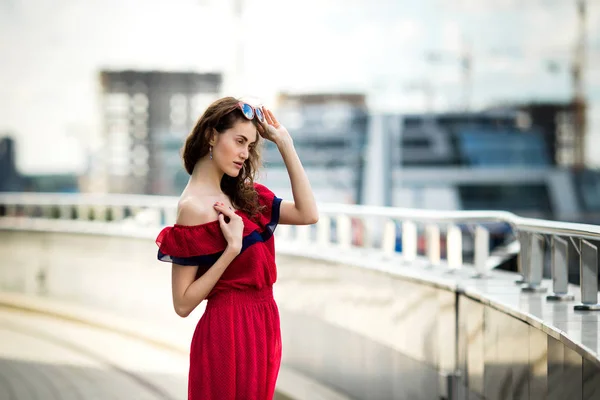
207, 286, 274, 308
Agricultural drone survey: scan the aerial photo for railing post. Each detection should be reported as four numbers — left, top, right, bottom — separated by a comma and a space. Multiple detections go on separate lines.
426, 224, 441, 266
515, 231, 529, 284
114, 206, 126, 221
472, 225, 489, 278
574, 240, 600, 311
361, 216, 381, 250
43, 206, 54, 219
22, 205, 32, 218
446, 224, 463, 271
547, 236, 575, 301
59, 205, 71, 220
402, 221, 417, 263
361, 217, 377, 249
522, 233, 547, 293
93, 205, 106, 222
77, 205, 88, 221
316, 216, 331, 247
337, 215, 352, 249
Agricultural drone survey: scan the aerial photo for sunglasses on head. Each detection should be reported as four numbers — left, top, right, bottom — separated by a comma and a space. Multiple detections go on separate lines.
233, 102, 265, 123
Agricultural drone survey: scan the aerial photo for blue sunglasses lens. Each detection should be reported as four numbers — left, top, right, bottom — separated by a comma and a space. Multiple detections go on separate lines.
240, 103, 254, 119
255, 107, 264, 122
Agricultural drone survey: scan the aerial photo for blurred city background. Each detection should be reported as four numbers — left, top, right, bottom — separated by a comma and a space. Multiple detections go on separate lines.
2, 1, 600, 398
1, 0, 600, 221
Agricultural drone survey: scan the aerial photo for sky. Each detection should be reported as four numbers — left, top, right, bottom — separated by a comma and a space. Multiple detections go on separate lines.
1, 0, 600, 174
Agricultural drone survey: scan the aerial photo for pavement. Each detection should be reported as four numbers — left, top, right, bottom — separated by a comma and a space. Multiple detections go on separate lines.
0, 305, 188, 400
0, 292, 350, 400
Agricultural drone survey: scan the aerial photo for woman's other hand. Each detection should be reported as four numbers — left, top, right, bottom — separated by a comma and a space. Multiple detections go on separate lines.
213, 203, 244, 254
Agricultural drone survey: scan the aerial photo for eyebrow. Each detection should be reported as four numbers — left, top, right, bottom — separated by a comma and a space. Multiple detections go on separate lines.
237, 134, 257, 145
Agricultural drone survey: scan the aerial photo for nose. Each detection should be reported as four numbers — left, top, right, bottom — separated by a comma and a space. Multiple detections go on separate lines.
240, 148, 249, 160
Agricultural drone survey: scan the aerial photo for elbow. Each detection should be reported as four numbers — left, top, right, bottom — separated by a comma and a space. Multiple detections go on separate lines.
307, 212, 319, 225
174, 303, 192, 318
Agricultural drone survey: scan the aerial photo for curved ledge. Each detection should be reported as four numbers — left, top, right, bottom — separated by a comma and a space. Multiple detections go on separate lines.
1, 219, 596, 366
276, 241, 600, 367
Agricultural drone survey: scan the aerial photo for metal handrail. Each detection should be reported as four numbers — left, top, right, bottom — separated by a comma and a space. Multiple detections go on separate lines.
317, 203, 600, 241
5, 192, 600, 239
1, 192, 599, 310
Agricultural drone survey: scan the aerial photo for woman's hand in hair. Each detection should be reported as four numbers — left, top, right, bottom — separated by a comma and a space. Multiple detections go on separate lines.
257, 107, 292, 146
213, 203, 244, 254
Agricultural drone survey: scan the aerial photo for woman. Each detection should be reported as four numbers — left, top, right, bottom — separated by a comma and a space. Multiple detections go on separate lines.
155, 96, 318, 399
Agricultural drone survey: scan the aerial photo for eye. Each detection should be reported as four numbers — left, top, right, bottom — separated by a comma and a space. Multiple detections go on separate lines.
237, 139, 244, 144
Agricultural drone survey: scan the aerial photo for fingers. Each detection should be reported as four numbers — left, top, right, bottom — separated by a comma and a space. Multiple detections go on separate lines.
256, 121, 267, 136
261, 106, 281, 128
256, 111, 268, 133
263, 106, 274, 125
218, 212, 235, 230
267, 109, 279, 126
257, 106, 282, 139
213, 202, 238, 219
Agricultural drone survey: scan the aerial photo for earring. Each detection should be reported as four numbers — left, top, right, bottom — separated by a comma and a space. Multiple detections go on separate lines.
209, 146, 213, 160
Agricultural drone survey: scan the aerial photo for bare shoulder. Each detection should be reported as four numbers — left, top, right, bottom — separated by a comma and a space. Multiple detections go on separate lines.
176, 195, 218, 226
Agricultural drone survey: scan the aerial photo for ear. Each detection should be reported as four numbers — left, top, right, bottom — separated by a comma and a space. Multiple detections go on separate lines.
208, 128, 218, 146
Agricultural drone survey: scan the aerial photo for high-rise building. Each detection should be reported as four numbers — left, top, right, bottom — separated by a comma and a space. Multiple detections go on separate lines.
98, 70, 222, 195
0, 136, 21, 192
0, 136, 79, 193
262, 92, 369, 204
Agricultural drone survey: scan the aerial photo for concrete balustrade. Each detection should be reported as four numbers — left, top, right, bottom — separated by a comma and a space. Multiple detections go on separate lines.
2, 191, 600, 316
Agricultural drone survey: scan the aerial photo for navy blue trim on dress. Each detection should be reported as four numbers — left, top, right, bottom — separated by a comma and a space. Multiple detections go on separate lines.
158, 196, 282, 266
269, 196, 282, 235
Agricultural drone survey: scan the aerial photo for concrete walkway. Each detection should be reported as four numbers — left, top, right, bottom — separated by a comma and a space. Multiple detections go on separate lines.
0, 292, 350, 400
0, 306, 188, 400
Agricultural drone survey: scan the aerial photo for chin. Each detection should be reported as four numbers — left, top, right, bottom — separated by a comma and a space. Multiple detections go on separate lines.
224, 169, 242, 178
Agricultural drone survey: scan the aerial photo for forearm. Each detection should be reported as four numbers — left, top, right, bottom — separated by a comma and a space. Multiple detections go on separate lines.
176, 247, 238, 316
276, 135, 318, 220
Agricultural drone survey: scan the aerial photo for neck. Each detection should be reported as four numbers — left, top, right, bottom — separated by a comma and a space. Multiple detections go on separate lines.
189, 157, 223, 193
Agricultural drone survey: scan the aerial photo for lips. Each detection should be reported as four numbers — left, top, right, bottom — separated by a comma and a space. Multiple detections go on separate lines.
233, 162, 243, 169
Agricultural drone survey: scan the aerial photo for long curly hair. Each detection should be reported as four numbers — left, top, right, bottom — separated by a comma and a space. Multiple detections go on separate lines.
182, 97, 264, 219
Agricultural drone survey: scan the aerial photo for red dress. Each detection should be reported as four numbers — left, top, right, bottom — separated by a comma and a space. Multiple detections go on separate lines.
155, 183, 282, 400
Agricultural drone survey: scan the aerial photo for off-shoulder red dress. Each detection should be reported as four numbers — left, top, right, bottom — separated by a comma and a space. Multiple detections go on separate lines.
155, 183, 282, 400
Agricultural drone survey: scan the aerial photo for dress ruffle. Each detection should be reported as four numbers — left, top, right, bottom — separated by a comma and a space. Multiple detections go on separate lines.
156, 183, 281, 267
156, 221, 228, 265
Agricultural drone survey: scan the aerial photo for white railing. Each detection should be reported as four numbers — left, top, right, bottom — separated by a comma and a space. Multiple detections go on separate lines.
1, 192, 600, 311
